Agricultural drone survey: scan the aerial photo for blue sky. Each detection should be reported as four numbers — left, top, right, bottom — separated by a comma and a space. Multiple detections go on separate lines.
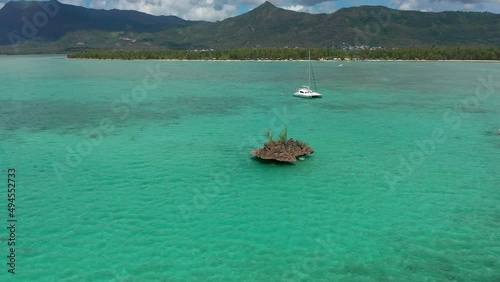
1, 0, 499, 21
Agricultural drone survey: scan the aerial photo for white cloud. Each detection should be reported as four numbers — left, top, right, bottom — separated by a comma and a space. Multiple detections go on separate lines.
65, 0, 339, 20
51, 0, 339, 21
183, 4, 238, 22
391, 0, 500, 12
392, 0, 432, 11
282, 1, 336, 13
74, 0, 243, 21
59, 0, 87, 7
308, 1, 337, 13
284, 4, 304, 12
2, 0, 499, 20
395, 0, 419, 10
0, 0, 242, 20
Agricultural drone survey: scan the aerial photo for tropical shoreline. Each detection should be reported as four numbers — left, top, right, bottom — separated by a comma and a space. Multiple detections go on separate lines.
65, 47, 500, 62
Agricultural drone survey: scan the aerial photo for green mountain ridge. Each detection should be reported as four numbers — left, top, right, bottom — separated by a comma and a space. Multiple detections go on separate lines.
0, 0, 499, 53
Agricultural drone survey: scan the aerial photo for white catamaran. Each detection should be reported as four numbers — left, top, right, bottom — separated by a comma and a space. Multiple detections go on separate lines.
293, 50, 322, 99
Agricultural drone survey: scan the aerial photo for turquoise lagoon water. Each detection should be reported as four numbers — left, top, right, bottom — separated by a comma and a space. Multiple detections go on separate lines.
0, 55, 499, 281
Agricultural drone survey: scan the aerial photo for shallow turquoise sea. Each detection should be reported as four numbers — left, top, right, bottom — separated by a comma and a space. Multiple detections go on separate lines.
0, 55, 499, 281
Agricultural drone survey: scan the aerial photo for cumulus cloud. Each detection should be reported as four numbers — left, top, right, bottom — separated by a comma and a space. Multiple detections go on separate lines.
283, 4, 304, 12
283, 1, 337, 13
86, 0, 339, 20
392, 0, 500, 12
0, 0, 339, 20
90, 0, 239, 21
1, 0, 498, 20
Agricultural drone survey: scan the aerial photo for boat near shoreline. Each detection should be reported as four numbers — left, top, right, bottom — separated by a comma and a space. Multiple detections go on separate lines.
293, 50, 323, 99
293, 86, 323, 99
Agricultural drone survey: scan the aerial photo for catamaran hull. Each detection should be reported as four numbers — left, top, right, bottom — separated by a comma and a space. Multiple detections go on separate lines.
292, 92, 323, 99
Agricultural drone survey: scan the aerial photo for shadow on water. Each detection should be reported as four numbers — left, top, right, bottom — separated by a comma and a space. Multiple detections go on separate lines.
0, 95, 256, 137
250, 156, 297, 166
482, 131, 499, 136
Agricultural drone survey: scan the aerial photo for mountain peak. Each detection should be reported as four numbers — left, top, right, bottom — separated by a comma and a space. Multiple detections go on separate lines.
236, 0, 281, 20
1, 0, 498, 51
2, 0, 59, 10
255, 1, 277, 10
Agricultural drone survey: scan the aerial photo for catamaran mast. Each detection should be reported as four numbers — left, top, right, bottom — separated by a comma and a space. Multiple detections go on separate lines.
312, 64, 317, 91
308, 50, 318, 91
308, 50, 311, 89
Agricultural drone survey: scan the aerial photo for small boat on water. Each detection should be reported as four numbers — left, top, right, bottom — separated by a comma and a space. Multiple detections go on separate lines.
293, 86, 322, 99
293, 50, 322, 99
